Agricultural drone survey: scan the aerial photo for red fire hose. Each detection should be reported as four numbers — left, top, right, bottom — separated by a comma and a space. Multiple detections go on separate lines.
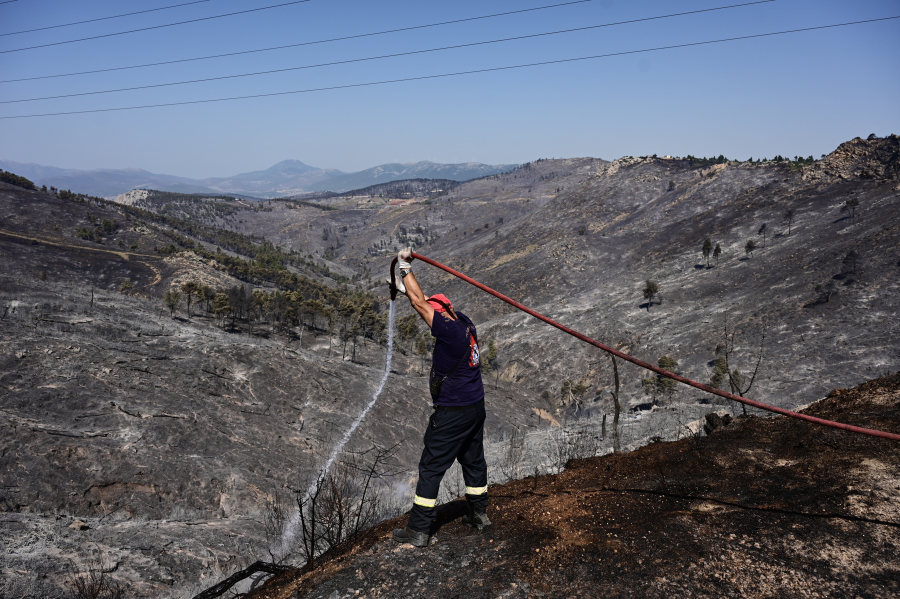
390, 253, 900, 441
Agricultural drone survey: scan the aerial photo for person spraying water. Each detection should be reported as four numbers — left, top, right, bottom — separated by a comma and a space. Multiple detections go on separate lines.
388, 247, 491, 547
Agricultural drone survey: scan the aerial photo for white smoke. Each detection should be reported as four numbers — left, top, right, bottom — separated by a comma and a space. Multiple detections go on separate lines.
278, 301, 396, 558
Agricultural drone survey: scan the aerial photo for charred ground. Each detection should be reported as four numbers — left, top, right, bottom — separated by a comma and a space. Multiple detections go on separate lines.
1, 135, 898, 597
247, 372, 900, 599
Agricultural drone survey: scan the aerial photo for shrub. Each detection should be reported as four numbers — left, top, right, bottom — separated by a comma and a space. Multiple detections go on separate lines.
0, 169, 36, 190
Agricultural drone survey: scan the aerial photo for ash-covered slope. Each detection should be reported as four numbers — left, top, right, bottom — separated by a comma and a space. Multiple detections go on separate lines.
397, 136, 900, 417
244, 371, 900, 599
0, 183, 552, 597
120, 137, 900, 419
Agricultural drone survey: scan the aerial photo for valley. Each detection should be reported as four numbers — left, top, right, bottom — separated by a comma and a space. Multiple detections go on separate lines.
1, 134, 898, 597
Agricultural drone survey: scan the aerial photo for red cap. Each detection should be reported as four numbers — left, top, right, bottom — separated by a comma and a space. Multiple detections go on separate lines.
426, 294, 453, 313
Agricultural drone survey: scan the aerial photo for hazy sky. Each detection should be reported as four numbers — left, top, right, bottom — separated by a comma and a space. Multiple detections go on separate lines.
0, 0, 897, 178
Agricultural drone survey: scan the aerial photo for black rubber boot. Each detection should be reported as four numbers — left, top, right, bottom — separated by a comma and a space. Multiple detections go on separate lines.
392, 526, 430, 547
462, 502, 492, 530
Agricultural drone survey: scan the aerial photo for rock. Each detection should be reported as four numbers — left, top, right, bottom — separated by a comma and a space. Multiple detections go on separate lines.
802, 134, 900, 183
68, 520, 89, 531
704, 412, 733, 436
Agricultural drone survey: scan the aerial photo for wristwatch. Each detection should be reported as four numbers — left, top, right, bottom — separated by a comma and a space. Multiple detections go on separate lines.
400, 269, 412, 278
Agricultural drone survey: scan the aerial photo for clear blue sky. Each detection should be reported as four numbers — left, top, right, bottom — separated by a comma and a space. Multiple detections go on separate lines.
0, 0, 897, 178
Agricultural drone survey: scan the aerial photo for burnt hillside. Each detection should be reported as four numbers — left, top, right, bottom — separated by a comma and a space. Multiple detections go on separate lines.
1, 134, 897, 598
0, 181, 553, 598
367, 136, 900, 419
246, 372, 900, 599
141, 137, 900, 420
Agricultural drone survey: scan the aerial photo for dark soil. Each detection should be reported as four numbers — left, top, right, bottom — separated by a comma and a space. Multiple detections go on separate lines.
246, 372, 900, 599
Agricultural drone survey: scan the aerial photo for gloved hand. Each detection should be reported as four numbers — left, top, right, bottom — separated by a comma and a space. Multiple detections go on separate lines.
397, 247, 414, 271
386, 276, 407, 296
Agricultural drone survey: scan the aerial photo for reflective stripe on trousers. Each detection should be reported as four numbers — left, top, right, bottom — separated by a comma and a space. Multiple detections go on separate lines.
413, 495, 437, 508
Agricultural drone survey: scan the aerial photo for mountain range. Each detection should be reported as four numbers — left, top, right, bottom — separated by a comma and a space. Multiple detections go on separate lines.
0, 158, 518, 198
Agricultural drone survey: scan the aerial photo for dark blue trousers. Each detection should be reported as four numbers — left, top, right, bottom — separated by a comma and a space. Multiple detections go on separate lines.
408, 400, 488, 533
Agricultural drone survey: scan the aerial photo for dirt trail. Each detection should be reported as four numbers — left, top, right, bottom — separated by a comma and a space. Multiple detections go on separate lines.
0, 227, 164, 285
245, 372, 900, 599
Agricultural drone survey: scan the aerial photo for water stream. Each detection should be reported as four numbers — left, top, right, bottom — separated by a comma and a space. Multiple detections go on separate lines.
278, 300, 396, 558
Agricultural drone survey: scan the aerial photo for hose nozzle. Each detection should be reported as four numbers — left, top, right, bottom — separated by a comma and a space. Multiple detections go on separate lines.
389, 257, 399, 301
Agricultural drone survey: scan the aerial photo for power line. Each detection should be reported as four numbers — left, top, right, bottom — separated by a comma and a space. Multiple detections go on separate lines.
1, 0, 219, 37
2, 16, 896, 120
0, 1, 777, 105
0, 0, 20, 5
1, 1, 216, 38
0, 0, 312, 54
0, 0, 602, 84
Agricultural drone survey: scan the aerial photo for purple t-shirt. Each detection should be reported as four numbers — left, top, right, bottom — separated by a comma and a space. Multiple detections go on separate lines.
429, 311, 484, 406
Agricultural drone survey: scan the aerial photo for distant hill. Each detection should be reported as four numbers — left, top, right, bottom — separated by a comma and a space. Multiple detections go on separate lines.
197, 159, 343, 196
0, 160, 220, 197
0, 158, 516, 198
304, 160, 519, 193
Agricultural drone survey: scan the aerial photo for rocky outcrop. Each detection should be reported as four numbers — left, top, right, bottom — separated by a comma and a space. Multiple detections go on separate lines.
803, 134, 900, 183
113, 188, 152, 206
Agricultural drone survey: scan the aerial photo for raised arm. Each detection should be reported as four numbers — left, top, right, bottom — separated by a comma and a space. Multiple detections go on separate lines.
403, 271, 434, 328
398, 248, 434, 328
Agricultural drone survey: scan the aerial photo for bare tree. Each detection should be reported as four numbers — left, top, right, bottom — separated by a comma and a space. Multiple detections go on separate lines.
710, 356, 729, 389
181, 281, 200, 318
702, 237, 713, 268
609, 353, 622, 453
758, 223, 768, 247
783, 208, 795, 235
815, 280, 840, 303
416, 332, 436, 374
67, 553, 126, 599
720, 312, 767, 416
713, 243, 722, 268
479, 338, 499, 388
842, 249, 859, 275
641, 355, 678, 405
498, 426, 525, 482
288, 444, 400, 565
841, 198, 860, 220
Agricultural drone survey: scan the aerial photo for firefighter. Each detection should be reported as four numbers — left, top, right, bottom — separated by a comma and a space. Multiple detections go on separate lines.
390, 248, 491, 547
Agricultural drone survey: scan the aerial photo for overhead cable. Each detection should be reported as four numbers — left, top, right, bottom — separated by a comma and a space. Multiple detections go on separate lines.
2, 16, 896, 120
0, 0, 20, 5
0, 0, 312, 54
0, 1, 779, 105
1, 0, 215, 37
0, 0, 606, 84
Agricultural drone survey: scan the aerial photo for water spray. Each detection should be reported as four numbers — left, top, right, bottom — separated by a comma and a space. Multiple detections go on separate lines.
279, 274, 399, 559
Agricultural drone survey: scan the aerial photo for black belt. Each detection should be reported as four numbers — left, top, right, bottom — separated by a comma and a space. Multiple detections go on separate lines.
433, 399, 483, 412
